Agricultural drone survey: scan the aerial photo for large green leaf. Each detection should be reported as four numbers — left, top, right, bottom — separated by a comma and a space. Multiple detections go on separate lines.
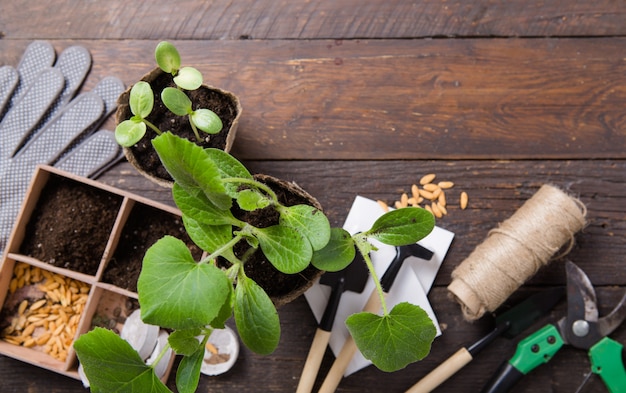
176, 345, 205, 393
152, 132, 231, 210
129, 81, 154, 118
181, 215, 237, 263
173, 183, 236, 225
74, 328, 170, 393
204, 148, 253, 197
279, 204, 330, 251
234, 275, 280, 355
346, 302, 436, 372
253, 225, 312, 274
138, 236, 232, 330
311, 227, 356, 272
366, 208, 435, 246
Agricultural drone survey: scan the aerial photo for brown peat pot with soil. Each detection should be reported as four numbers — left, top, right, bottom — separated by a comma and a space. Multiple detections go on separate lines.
116, 67, 241, 187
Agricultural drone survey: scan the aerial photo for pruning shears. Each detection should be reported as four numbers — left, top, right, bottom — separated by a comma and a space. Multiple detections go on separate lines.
481, 260, 626, 393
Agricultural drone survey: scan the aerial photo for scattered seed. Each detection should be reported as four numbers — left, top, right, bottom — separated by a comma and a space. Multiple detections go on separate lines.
431, 202, 443, 218
419, 189, 435, 200
437, 202, 448, 216
460, 192, 469, 209
438, 181, 454, 189
422, 183, 439, 192
420, 174, 436, 185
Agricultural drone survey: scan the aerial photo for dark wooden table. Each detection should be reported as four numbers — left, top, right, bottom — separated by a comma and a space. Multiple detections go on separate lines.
1, 1, 625, 392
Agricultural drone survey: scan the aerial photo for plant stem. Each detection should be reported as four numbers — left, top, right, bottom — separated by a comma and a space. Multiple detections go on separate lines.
149, 341, 172, 371
189, 117, 201, 141
222, 177, 278, 202
200, 234, 243, 264
143, 118, 162, 135
355, 237, 389, 316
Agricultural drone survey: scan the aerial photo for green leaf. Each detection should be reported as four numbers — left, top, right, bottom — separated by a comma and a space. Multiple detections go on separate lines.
346, 302, 436, 372
155, 41, 181, 74
168, 329, 202, 356
205, 148, 253, 197
181, 215, 237, 262
152, 132, 232, 210
129, 81, 154, 119
253, 225, 312, 274
311, 228, 356, 271
366, 208, 435, 246
191, 108, 223, 134
115, 119, 147, 147
74, 328, 170, 393
237, 189, 271, 211
162, 87, 192, 116
173, 183, 236, 225
174, 66, 203, 90
279, 204, 330, 251
234, 275, 280, 355
176, 345, 205, 393
138, 236, 232, 330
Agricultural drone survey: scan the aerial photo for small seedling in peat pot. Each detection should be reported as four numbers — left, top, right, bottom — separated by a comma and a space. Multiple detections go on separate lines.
115, 41, 223, 147
74, 133, 437, 393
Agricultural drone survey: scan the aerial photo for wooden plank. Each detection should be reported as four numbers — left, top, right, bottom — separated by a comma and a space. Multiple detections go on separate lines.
1, 0, 625, 39
96, 159, 626, 286
1, 38, 625, 160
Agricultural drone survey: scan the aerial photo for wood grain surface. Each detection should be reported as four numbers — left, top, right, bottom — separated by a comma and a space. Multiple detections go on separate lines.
0, 0, 624, 392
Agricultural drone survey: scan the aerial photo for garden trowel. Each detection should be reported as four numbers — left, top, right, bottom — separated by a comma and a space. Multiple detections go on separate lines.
318, 242, 434, 393
296, 253, 369, 393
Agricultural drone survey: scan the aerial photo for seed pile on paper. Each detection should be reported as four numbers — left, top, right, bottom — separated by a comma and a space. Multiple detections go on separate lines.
377, 173, 468, 218
1, 263, 90, 362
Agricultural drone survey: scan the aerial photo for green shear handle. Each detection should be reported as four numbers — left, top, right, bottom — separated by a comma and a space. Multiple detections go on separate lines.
589, 337, 626, 393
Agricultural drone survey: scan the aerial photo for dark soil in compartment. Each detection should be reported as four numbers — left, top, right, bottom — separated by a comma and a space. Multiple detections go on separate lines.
103, 203, 202, 293
20, 175, 122, 275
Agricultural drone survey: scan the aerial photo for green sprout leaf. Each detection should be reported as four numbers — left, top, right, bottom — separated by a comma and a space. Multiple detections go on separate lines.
234, 275, 280, 355
279, 204, 331, 251
115, 118, 147, 147
74, 328, 170, 393
162, 87, 192, 116
205, 148, 253, 197
138, 236, 232, 330
346, 302, 436, 372
152, 132, 232, 210
129, 81, 154, 118
253, 225, 312, 274
366, 208, 435, 246
168, 329, 202, 356
237, 189, 271, 211
155, 41, 181, 74
174, 66, 203, 90
176, 345, 205, 393
311, 228, 356, 272
191, 108, 223, 134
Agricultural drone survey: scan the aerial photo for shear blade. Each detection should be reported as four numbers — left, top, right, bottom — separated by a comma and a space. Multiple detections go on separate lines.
566, 260, 598, 322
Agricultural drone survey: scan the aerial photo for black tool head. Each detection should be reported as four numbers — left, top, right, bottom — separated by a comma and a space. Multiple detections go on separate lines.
319, 251, 369, 294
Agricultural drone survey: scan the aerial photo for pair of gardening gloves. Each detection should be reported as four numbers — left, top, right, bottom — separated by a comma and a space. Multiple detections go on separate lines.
0, 41, 126, 257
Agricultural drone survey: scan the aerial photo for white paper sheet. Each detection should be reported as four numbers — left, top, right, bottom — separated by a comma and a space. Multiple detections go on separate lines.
303, 196, 455, 376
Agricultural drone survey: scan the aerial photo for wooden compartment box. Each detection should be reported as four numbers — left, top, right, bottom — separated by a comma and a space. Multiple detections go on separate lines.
0, 165, 183, 381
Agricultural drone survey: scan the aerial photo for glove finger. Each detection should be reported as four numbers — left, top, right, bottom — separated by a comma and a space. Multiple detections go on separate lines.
2, 40, 56, 116
0, 68, 64, 164
13, 45, 92, 155
0, 66, 19, 116
54, 130, 123, 178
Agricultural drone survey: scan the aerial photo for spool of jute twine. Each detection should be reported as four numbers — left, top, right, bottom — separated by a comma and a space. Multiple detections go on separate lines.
447, 184, 587, 321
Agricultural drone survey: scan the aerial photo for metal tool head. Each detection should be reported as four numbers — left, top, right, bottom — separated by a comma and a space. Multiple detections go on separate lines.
558, 261, 626, 349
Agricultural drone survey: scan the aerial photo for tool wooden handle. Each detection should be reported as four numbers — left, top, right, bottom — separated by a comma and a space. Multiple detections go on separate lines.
318, 290, 383, 393
405, 347, 474, 393
296, 329, 332, 393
